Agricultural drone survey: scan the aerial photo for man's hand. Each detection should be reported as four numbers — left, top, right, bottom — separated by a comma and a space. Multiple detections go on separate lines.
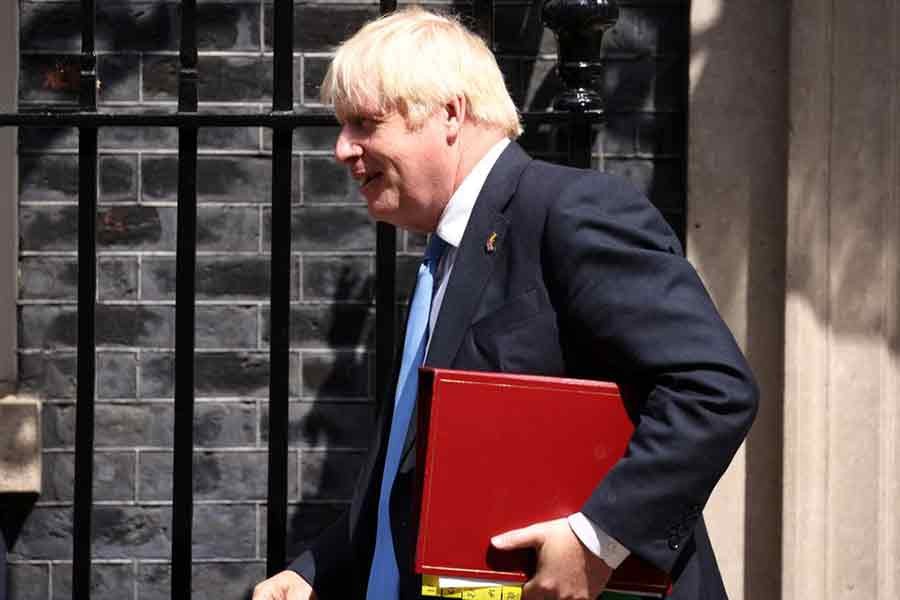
252, 570, 317, 600
491, 518, 612, 600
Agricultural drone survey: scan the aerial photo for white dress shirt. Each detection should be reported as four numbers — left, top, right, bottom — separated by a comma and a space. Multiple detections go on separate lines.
425, 137, 630, 570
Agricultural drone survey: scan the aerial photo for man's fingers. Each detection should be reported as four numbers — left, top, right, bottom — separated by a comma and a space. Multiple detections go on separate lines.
491, 522, 546, 549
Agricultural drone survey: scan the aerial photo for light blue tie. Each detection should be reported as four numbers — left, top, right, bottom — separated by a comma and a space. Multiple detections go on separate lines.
367, 234, 447, 600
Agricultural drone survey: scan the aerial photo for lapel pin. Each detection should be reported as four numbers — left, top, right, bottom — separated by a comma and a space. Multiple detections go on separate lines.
485, 232, 498, 253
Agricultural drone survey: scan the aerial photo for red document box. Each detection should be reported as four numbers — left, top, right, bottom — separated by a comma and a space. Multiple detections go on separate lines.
414, 368, 670, 596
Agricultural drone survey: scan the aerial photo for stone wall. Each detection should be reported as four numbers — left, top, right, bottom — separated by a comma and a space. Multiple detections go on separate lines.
8, 1, 689, 598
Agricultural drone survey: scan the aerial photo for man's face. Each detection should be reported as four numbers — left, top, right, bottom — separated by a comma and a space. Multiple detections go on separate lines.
334, 103, 455, 232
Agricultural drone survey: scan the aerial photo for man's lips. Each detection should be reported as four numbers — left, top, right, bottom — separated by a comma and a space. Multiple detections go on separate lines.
360, 173, 382, 190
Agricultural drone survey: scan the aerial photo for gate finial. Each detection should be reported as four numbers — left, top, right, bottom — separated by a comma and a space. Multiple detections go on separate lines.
542, 0, 619, 112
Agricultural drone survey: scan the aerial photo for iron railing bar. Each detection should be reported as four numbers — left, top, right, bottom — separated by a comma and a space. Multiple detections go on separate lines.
373, 1, 398, 417
567, 111, 594, 169
172, 0, 199, 596
0, 112, 337, 127
72, 0, 97, 597
374, 223, 397, 414
0, 111, 601, 129
265, 0, 294, 575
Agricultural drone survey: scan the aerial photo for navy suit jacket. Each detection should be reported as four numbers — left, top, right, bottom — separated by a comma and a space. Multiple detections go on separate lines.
290, 142, 758, 600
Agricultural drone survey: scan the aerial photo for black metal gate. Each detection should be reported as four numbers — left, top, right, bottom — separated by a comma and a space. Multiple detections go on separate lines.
0, 0, 622, 598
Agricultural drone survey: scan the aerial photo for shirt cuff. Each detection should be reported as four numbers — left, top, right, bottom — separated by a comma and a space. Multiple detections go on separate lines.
567, 512, 631, 569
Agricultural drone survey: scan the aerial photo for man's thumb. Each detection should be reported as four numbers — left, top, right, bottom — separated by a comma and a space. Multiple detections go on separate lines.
491, 524, 543, 550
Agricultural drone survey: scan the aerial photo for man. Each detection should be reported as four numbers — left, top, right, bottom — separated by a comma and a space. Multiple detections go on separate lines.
253, 8, 757, 600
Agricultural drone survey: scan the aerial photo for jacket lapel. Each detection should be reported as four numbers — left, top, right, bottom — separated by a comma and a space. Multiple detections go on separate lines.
425, 142, 532, 368
396, 141, 532, 481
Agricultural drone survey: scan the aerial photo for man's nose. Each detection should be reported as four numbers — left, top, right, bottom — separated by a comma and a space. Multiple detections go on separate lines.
335, 126, 361, 163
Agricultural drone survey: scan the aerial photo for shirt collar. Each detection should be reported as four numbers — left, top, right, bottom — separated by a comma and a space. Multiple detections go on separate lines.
434, 138, 510, 248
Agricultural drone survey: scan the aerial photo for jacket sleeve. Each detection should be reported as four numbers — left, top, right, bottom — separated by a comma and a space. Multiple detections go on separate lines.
543, 172, 759, 574
288, 509, 355, 600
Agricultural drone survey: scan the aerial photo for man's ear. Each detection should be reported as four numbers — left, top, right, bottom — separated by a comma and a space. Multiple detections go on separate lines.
444, 95, 467, 144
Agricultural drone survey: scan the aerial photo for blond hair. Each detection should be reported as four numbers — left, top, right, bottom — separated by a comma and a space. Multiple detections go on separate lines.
321, 7, 523, 138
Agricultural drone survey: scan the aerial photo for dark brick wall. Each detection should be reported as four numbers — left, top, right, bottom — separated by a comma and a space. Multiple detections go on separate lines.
10, 1, 687, 598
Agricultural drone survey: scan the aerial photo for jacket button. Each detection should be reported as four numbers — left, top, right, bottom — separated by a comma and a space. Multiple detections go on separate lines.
668, 538, 680, 551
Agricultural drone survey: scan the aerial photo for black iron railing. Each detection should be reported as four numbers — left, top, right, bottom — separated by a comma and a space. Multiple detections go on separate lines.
0, 0, 616, 597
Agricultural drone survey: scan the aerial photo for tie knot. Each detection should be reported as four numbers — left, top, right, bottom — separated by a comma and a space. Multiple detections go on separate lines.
425, 234, 447, 266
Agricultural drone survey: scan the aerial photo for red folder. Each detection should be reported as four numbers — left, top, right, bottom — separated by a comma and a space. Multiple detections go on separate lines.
414, 368, 671, 596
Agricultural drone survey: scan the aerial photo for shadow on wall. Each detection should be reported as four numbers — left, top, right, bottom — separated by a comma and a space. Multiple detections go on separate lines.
14, 1, 691, 598
689, 3, 787, 599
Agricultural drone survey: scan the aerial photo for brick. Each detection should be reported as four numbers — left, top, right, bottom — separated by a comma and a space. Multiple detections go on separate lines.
99, 205, 176, 250
197, 352, 270, 397
93, 505, 171, 559
99, 155, 138, 203
19, 126, 78, 151
261, 401, 373, 449
19, 257, 78, 300
8, 506, 72, 559
605, 56, 684, 112
302, 155, 360, 204
195, 402, 258, 447
142, 351, 282, 398
99, 111, 177, 150
493, 4, 557, 55
19, 305, 176, 348
19, 54, 80, 104
196, 305, 259, 349
42, 403, 174, 449
138, 450, 296, 501
301, 449, 365, 500
302, 56, 329, 105
605, 158, 683, 213
518, 119, 568, 160
98, 53, 140, 103
19, 352, 77, 400
19, 2, 81, 51
99, 256, 139, 301
7, 563, 49, 600
141, 256, 271, 300
21, 203, 167, 252
139, 352, 173, 399
193, 504, 256, 559
636, 112, 685, 155
302, 351, 370, 399
599, 115, 637, 156
143, 55, 273, 102
263, 125, 340, 152
521, 58, 565, 112
262, 206, 375, 251
197, 107, 261, 151
610, 6, 688, 57
95, 4, 180, 52
142, 155, 298, 204
137, 561, 267, 600
262, 304, 374, 349
21, 3, 260, 54
263, 4, 380, 52
188, 562, 267, 600
51, 562, 134, 600
41, 450, 135, 502
19, 205, 77, 251
302, 255, 372, 301
98, 352, 138, 398
19, 154, 78, 202
197, 206, 261, 252
196, 3, 262, 51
